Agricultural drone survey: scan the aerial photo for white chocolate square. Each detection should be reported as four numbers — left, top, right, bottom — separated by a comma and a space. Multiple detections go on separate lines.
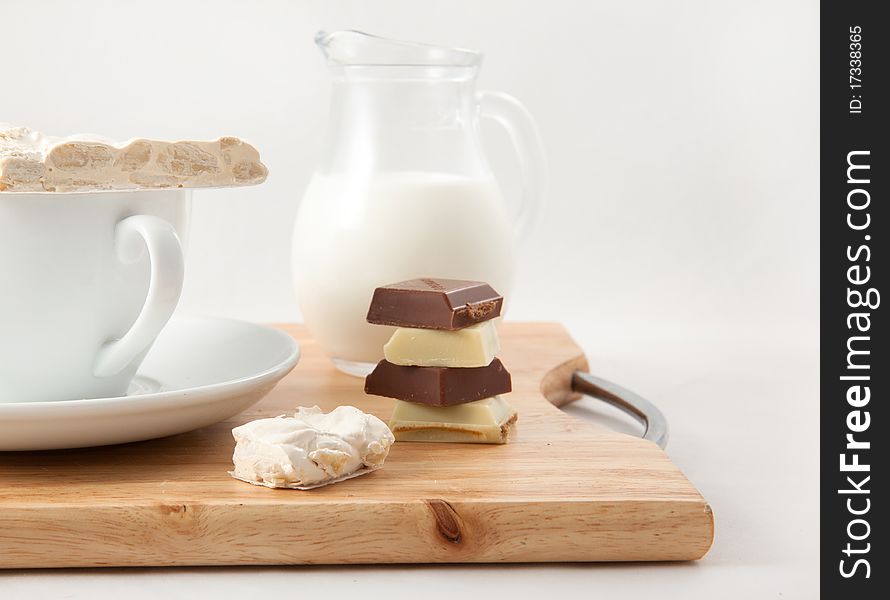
388, 396, 517, 444
383, 321, 499, 368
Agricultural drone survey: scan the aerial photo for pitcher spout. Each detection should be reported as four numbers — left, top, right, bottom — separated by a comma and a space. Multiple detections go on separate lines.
315, 30, 481, 68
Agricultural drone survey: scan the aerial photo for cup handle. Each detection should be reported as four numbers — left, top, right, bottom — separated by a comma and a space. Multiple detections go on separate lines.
93, 215, 184, 378
477, 90, 548, 240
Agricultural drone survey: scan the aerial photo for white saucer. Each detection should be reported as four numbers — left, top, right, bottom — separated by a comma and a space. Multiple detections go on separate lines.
0, 316, 300, 451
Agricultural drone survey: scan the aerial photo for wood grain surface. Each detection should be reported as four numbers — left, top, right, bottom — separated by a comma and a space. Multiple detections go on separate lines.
0, 322, 714, 568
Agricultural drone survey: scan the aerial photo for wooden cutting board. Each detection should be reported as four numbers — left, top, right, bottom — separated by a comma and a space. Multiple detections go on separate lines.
0, 322, 713, 567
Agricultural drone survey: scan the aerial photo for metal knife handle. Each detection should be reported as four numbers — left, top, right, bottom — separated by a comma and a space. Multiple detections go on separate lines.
571, 371, 669, 449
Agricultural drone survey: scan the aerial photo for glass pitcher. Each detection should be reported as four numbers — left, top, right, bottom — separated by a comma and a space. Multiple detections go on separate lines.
293, 30, 546, 376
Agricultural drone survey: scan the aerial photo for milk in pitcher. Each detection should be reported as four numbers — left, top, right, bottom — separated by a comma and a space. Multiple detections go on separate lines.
293, 171, 515, 371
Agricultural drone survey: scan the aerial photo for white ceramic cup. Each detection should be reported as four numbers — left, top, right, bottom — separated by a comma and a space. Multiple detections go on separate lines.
0, 190, 189, 403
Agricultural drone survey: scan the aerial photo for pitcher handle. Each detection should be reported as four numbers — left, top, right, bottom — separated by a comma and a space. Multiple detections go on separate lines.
477, 90, 548, 240
93, 215, 184, 378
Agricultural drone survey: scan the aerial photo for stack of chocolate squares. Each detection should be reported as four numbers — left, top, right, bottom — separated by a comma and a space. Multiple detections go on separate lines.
364, 278, 518, 444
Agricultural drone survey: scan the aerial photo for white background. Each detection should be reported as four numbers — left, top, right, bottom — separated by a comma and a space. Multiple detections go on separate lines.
1, 0, 818, 598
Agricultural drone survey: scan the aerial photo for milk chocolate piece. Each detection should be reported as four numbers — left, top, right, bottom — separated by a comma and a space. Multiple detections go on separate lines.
364, 358, 512, 406
388, 396, 517, 444
383, 321, 500, 368
366, 278, 503, 330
